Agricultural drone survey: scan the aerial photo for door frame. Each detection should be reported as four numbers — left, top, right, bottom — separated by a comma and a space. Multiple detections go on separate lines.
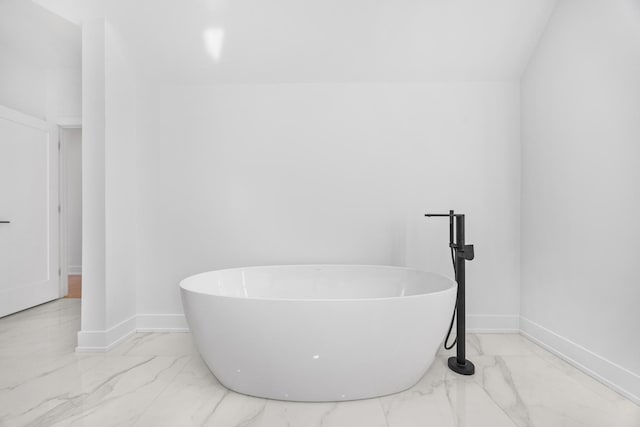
57, 117, 82, 298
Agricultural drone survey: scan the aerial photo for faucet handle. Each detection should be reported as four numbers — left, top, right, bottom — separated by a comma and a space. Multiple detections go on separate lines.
458, 244, 474, 261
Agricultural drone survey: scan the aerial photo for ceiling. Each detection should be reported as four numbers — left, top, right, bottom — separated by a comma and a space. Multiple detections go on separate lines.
34, 0, 559, 84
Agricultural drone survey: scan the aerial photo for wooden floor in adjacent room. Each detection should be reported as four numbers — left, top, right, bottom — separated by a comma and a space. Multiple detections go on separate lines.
65, 275, 82, 298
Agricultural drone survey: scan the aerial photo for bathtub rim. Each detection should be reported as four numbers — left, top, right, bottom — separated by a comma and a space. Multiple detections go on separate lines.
179, 264, 457, 303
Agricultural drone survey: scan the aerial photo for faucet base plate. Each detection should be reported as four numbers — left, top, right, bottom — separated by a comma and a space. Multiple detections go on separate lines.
448, 356, 476, 375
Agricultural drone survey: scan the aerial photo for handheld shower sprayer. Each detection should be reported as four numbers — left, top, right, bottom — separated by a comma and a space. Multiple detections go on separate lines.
425, 210, 476, 375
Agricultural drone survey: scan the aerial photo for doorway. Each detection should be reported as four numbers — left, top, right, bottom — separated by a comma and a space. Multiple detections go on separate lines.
59, 126, 82, 299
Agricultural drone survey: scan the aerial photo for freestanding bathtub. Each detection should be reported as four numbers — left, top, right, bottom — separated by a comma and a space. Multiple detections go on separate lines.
180, 265, 456, 402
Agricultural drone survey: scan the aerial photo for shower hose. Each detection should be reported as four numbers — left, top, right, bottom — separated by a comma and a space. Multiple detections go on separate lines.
443, 246, 458, 350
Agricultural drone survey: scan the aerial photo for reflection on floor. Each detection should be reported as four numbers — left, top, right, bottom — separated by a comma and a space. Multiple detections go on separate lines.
0, 299, 638, 427
65, 274, 82, 298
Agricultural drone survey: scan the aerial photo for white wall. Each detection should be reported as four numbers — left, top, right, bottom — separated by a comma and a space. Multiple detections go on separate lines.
46, 66, 82, 121
521, 0, 640, 402
0, 47, 48, 119
104, 20, 137, 330
63, 128, 82, 273
53, 0, 542, 347
0, 50, 81, 122
79, 17, 107, 339
0, 0, 81, 121
135, 82, 521, 330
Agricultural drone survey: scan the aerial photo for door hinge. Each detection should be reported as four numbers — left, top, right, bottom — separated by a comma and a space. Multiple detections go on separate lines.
58, 268, 61, 276
58, 139, 61, 150
58, 205, 61, 213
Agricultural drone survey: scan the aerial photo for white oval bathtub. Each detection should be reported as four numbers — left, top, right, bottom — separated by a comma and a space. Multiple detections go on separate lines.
179, 265, 456, 402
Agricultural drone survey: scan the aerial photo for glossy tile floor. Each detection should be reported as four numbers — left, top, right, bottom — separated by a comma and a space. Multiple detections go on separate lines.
1, 299, 639, 427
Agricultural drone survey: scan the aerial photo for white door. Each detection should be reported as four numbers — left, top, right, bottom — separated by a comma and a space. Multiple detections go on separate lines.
0, 108, 59, 317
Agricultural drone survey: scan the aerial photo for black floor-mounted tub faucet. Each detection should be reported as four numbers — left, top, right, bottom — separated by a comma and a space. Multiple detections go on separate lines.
425, 210, 476, 375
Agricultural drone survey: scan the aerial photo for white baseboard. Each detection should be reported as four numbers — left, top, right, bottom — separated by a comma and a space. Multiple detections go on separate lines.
520, 316, 640, 405
76, 313, 518, 351
76, 315, 137, 352
136, 314, 188, 332
467, 314, 520, 333
76, 314, 188, 352
134, 314, 517, 334
68, 265, 82, 275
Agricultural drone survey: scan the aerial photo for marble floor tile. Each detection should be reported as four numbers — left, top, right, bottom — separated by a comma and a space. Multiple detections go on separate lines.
109, 331, 198, 357
193, 390, 269, 427
1, 299, 638, 427
48, 356, 190, 427
258, 397, 388, 427
0, 299, 80, 359
472, 354, 640, 427
381, 356, 517, 427
131, 356, 229, 427
1, 354, 189, 427
0, 298, 80, 329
